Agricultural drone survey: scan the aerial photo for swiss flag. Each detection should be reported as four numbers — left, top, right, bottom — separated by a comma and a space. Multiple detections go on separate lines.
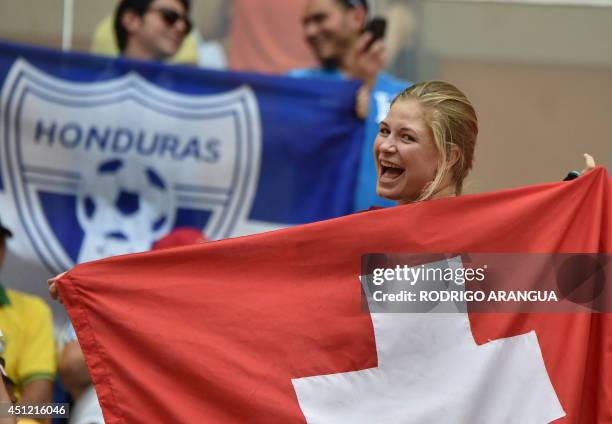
58, 168, 611, 423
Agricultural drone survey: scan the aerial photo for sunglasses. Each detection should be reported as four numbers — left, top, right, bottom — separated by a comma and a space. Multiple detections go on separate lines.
149, 7, 192, 33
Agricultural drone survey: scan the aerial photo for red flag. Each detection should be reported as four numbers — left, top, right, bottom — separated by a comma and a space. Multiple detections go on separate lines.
58, 168, 611, 423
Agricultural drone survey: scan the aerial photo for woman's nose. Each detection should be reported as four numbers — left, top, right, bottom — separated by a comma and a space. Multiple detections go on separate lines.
380, 137, 398, 153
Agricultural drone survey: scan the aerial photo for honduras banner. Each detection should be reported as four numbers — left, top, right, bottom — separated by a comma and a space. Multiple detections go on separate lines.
0, 42, 363, 303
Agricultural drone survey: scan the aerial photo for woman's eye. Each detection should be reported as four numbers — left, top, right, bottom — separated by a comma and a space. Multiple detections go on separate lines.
379, 127, 390, 135
401, 134, 415, 142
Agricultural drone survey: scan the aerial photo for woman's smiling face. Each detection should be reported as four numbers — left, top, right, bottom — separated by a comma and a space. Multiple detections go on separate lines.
374, 99, 440, 204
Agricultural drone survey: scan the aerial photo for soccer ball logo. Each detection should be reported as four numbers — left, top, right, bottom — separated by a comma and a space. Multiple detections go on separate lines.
76, 158, 174, 262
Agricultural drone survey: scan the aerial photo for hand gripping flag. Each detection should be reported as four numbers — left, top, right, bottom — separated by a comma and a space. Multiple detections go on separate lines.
57, 168, 611, 423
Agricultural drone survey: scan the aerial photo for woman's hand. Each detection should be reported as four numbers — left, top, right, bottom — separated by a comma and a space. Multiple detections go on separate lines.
581, 153, 596, 174
48, 271, 67, 303
564, 154, 596, 181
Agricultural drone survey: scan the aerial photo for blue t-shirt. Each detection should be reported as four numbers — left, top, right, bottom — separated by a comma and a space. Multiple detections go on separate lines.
289, 68, 409, 211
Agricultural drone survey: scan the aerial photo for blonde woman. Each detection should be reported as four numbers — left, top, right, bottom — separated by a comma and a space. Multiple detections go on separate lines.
374, 80, 594, 205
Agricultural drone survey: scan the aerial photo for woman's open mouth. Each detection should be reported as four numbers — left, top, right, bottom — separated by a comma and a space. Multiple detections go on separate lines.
379, 159, 405, 182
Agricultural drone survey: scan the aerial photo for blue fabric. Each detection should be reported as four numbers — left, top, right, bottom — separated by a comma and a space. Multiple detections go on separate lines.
0, 41, 366, 274
289, 67, 410, 211
0, 42, 364, 225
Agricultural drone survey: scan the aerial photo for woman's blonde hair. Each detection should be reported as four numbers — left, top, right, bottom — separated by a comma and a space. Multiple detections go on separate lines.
390, 80, 478, 201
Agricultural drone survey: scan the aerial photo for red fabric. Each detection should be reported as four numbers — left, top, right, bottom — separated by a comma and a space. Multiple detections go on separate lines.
58, 168, 612, 423
152, 227, 206, 250
228, 0, 316, 74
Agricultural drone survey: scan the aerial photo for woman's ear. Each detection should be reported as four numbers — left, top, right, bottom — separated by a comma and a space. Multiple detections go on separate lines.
447, 144, 461, 169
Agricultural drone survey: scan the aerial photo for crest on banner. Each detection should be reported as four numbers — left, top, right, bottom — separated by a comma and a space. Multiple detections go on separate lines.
0, 59, 261, 273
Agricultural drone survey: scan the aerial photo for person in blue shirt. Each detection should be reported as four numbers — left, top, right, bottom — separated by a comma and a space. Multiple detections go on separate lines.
290, 0, 410, 211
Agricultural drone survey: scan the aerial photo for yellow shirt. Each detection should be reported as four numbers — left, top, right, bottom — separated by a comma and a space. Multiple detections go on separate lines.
0, 287, 56, 399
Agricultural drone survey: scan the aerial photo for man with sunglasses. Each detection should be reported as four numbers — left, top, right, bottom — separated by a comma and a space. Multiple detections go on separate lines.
114, 0, 192, 61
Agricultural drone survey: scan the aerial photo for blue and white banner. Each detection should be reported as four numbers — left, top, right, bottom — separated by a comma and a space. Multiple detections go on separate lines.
0, 42, 363, 303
